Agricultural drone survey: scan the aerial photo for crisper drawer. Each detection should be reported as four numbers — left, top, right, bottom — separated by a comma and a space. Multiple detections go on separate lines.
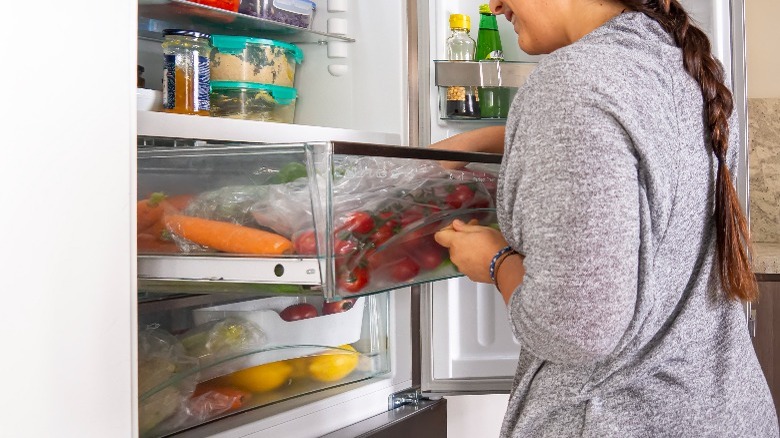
137, 139, 501, 299
137, 291, 391, 437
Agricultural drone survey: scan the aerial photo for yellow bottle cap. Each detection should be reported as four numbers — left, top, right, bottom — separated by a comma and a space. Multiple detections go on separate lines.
449, 14, 471, 30
479, 4, 493, 14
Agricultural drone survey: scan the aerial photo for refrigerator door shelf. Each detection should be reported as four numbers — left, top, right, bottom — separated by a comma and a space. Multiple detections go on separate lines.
434, 60, 537, 88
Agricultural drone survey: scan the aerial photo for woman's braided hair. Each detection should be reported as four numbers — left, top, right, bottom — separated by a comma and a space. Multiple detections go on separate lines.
622, 0, 757, 301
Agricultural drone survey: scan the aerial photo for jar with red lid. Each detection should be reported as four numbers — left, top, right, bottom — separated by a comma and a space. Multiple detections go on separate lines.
189, 0, 240, 12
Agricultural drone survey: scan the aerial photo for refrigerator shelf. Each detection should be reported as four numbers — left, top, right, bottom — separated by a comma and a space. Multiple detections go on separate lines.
434, 60, 537, 88
137, 111, 402, 145
138, 0, 354, 43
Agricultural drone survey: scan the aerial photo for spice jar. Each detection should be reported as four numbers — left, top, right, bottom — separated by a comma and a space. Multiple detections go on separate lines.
162, 29, 212, 116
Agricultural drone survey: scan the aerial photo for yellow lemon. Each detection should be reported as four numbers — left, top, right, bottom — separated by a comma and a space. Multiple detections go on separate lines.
307, 345, 359, 383
226, 361, 293, 393
286, 357, 310, 379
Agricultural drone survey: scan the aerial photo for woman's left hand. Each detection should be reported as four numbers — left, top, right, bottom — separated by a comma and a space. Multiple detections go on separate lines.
434, 219, 508, 284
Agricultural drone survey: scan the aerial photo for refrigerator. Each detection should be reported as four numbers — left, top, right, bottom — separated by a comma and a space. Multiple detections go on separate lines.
0, 0, 747, 437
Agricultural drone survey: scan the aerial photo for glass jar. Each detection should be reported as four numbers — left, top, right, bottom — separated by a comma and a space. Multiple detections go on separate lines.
445, 14, 480, 119
162, 29, 212, 116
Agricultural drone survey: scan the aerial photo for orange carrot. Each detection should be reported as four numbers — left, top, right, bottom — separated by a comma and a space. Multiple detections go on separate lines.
165, 194, 195, 211
137, 233, 180, 253
137, 192, 168, 231
163, 214, 293, 255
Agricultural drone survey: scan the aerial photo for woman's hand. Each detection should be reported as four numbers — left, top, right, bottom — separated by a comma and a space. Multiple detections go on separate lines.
434, 219, 508, 283
429, 126, 507, 169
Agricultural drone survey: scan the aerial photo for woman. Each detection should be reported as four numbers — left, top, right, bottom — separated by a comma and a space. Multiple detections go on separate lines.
433, 0, 778, 436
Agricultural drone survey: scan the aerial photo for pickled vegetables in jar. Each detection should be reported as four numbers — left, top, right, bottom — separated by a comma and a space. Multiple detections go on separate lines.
162, 29, 212, 116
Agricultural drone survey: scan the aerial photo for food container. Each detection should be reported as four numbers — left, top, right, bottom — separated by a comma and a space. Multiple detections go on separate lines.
192, 296, 365, 368
210, 35, 303, 87
137, 88, 163, 111
189, 0, 240, 12
162, 29, 213, 115
210, 81, 297, 123
238, 0, 316, 29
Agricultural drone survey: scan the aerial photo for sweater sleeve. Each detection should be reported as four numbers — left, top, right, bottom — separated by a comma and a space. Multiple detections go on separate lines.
506, 60, 640, 365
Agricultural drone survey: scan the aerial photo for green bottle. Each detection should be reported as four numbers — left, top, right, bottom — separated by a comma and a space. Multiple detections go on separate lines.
476, 4, 510, 118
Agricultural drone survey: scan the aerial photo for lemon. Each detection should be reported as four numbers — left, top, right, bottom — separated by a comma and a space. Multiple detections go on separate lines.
285, 357, 310, 379
307, 345, 359, 383
226, 361, 293, 393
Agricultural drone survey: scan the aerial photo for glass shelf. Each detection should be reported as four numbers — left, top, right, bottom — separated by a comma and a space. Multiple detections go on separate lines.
138, 0, 354, 43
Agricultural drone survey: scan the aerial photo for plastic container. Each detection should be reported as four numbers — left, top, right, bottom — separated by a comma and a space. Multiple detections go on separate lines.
189, 0, 240, 12
210, 35, 303, 87
238, 0, 316, 29
210, 81, 297, 123
192, 296, 365, 367
137, 88, 163, 111
162, 29, 212, 116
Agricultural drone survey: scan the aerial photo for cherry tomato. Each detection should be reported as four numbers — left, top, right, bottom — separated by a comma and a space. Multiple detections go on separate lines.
445, 184, 476, 209
335, 238, 359, 256
400, 208, 424, 227
369, 220, 399, 247
322, 298, 357, 315
279, 303, 319, 321
293, 229, 317, 255
411, 239, 446, 270
338, 211, 375, 235
338, 266, 370, 293
391, 257, 420, 282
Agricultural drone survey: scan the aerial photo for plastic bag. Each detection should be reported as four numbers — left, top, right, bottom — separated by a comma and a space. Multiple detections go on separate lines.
184, 185, 271, 226
137, 325, 198, 436
178, 317, 268, 382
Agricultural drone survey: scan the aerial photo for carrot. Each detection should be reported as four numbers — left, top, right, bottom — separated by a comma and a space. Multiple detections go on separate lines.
137, 233, 180, 253
163, 214, 293, 255
165, 194, 195, 211
137, 192, 168, 231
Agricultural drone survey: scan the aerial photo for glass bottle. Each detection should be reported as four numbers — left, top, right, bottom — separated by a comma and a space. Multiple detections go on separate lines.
162, 29, 212, 116
476, 4, 510, 118
445, 14, 480, 119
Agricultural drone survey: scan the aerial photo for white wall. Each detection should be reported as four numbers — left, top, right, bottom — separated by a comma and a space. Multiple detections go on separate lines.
746, 0, 780, 98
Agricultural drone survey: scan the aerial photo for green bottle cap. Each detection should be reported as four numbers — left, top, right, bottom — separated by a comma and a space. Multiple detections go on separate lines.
479, 4, 493, 14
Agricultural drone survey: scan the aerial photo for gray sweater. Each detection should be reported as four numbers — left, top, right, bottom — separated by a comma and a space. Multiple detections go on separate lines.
497, 12, 778, 437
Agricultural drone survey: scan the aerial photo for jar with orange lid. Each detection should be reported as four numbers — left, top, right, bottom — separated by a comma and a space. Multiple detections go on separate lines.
162, 29, 213, 116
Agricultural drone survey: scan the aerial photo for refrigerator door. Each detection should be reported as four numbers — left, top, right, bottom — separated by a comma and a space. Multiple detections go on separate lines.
418, 0, 749, 396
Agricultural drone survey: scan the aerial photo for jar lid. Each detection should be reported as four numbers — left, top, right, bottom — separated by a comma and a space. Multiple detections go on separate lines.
211, 35, 304, 63
449, 14, 471, 30
210, 81, 298, 104
163, 29, 211, 39
479, 4, 493, 14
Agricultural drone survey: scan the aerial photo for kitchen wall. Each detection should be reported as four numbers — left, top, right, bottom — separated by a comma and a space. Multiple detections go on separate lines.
745, 0, 780, 265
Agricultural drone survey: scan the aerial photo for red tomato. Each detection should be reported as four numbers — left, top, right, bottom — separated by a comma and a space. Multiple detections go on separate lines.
391, 257, 420, 282
279, 303, 319, 321
338, 266, 370, 293
400, 208, 424, 227
322, 298, 357, 315
293, 229, 317, 255
369, 220, 399, 247
338, 211, 375, 235
445, 185, 476, 209
335, 238, 359, 256
411, 239, 445, 270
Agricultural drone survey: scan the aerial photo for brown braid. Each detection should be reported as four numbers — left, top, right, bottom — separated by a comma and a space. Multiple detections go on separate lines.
619, 0, 757, 301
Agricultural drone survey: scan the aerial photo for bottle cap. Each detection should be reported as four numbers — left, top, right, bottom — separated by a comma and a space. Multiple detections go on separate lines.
449, 14, 471, 30
479, 4, 493, 14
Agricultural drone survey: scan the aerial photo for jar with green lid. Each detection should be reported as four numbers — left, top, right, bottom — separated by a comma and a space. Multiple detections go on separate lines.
162, 29, 213, 116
